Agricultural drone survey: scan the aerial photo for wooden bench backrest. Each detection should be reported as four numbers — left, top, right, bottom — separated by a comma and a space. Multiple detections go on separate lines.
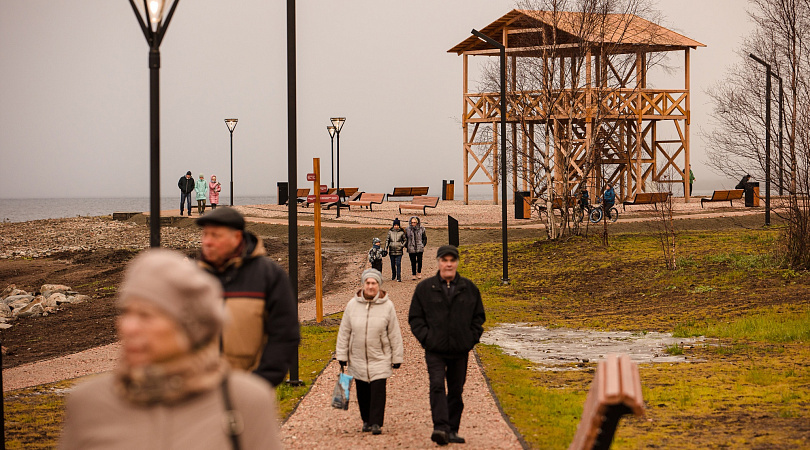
392, 187, 429, 196
411, 196, 439, 206
649, 192, 670, 202
358, 193, 385, 203
710, 189, 743, 201
296, 188, 309, 197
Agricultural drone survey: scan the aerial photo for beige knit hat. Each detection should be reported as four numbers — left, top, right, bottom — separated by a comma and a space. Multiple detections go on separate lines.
362, 268, 383, 286
117, 249, 224, 349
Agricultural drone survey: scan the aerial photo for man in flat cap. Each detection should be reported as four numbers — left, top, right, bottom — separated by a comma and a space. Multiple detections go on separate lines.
409, 245, 486, 446
196, 207, 300, 387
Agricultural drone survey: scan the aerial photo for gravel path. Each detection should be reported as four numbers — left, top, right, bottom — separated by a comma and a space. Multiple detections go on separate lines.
283, 248, 523, 449
3, 343, 120, 391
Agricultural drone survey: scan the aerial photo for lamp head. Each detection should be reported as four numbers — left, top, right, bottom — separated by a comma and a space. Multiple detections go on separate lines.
147, 0, 166, 25
330, 117, 346, 132
327, 125, 336, 138
225, 118, 238, 132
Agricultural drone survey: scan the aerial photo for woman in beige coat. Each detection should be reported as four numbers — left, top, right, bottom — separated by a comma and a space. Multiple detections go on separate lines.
59, 249, 281, 450
336, 268, 404, 435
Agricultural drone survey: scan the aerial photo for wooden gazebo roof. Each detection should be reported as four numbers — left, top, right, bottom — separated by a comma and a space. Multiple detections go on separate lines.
448, 9, 705, 57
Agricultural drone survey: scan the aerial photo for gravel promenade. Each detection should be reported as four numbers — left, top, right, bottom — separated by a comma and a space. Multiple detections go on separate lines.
282, 248, 523, 449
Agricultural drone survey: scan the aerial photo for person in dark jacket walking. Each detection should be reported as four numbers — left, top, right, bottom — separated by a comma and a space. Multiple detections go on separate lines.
409, 245, 485, 446
178, 171, 195, 216
196, 207, 300, 387
384, 218, 407, 282
405, 216, 428, 280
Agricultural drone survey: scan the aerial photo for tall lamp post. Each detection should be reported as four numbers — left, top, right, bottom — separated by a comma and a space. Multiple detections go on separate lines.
749, 53, 772, 226
225, 118, 238, 206
330, 117, 345, 218
472, 29, 509, 284
327, 125, 336, 188
128, 0, 180, 248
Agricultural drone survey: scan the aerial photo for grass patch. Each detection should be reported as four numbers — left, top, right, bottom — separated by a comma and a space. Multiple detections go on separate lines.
673, 306, 810, 343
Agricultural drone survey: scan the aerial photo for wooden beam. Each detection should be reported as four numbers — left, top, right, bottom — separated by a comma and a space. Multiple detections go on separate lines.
463, 53, 469, 204
684, 48, 691, 202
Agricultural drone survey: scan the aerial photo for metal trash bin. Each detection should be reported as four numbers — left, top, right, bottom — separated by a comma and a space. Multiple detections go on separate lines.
744, 182, 760, 207
515, 191, 531, 219
277, 182, 288, 205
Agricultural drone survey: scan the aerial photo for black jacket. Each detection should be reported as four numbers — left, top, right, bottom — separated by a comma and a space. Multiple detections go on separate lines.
199, 232, 300, 387
408, 272, 486, 358
178, 176, 195, 194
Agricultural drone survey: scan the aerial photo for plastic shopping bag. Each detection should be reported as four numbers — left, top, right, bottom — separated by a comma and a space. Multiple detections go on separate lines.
330, 368, 353, 410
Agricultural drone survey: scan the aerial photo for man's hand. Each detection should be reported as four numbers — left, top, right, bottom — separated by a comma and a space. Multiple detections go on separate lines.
338, 360, 347, 368
392, 363, 401, 369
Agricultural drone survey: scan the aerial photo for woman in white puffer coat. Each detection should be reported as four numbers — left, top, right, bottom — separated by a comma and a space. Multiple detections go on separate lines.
335, 268, 404, 436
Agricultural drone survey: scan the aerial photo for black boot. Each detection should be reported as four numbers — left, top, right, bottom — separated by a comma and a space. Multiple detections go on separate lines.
431, 430, 448, 446
448, 432, 466, 444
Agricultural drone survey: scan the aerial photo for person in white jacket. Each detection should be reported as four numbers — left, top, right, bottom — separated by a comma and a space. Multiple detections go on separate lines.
335, 268, 404, 436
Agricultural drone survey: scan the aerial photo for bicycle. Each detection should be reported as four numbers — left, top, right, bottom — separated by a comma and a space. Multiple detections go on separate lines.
588, 197, 619, 223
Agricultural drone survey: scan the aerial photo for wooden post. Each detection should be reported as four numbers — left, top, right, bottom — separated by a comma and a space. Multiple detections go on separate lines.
313, 158, 323, 323
684, 48, 691, 202
463, 53, 470, 205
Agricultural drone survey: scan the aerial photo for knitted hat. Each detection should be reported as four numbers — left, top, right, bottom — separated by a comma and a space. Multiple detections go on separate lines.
436, 245, 459, 260
362, 268, 383, 286
117, 249, 224, 349
196, 206, 246, 230
199, 173, 205, 178
372, 237, 381, 245
392, 218, 401, 227
186, 171, 192, 176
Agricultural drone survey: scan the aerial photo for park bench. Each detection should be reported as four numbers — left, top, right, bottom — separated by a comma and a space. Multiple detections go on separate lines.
533, 196, 576, 211
622, 192, 671, 211
326, 187, 359, 200
700, 189, 744, 208
398, 196, 439, 215
322, 190, 362, 209
388, 186, 429, 200
347, 193, 386, 211
289, 188, 309, 206
569, 353, 645, 450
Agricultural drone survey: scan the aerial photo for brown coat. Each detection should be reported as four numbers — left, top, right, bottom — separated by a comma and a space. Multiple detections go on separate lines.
59, 371, 281, 450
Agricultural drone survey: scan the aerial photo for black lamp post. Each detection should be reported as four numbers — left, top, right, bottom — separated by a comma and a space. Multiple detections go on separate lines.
330, 117, 345, 218
749, 53, 772, 226
472, 28, 509, 284
327, 125, 336, 188
225, 118, 238, 206
128, 0, 180, 248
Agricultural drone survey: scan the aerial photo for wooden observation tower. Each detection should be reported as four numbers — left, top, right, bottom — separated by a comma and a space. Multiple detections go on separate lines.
449, 10, 705, 205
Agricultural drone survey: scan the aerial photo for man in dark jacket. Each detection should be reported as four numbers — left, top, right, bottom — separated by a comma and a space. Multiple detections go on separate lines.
178, 171, 195, 216
409, 245, 485, 446
196, 207, 300, 387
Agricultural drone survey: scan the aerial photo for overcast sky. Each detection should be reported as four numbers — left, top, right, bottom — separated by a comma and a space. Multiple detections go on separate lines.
0, 0, 752, 199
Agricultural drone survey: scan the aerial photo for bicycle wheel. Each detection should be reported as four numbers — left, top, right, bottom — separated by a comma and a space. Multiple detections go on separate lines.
608, 207, 619, 223
573, 207, 584, 223
589, 207, 602, 223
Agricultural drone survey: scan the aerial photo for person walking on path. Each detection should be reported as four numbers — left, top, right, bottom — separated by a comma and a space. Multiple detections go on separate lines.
689, 169, 695, 196
368, 237, 384, 272
59, 249, 282, 449
405, 216, 427, 280
409, 245, 486, 446
384, 218, 406, 282
209, 174, 222, 210
335, 268, 404, 436
196, 207, 300, 387
195, 173, 209, 215
178, 170, 195, 216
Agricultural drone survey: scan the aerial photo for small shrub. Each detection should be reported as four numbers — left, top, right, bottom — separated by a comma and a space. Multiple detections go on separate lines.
664, 343, 684, 355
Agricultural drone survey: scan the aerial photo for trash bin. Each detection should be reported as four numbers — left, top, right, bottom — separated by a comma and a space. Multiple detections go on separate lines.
442, 180, 455, 201
277, 182, 288, 205
515, 191, 531, 219
744, 182, 760, 207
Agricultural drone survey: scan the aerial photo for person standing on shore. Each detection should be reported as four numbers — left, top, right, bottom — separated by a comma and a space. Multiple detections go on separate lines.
335, 269, 403, 436
689, 169, 695, 196
196, 207, 300, 387
409, 245, 486, 446
195, 173, 208, 215
405, 216, 427, 280
384, 218, 406, 282
59, 249, 282, 449
209, 175, 222, 210
178, 171, 195, 216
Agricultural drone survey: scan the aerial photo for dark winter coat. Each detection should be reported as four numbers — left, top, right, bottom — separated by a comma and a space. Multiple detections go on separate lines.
178, 176, 195, 194
408, 272, 486, 358
385, 228, 407, 256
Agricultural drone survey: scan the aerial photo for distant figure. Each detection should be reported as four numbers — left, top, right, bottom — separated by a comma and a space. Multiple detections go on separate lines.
59, 249, 282, 449
209, 175, 222, 210
579, 189, 590, 209
384, 218, 406, 282
409, 245, 486, 446
689, 169, 695, 195
196, 207, 300, 387
405, 216, 428, 280
735, 174, 752, 190
603, 184, 616, 211
336, 269, 404, 436
195, 173, 208, 215
178, 170, 195, 216
368, 237, 384, 272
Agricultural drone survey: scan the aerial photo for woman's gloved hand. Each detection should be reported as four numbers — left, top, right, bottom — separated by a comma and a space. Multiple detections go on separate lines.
392, 363, 401, 369
339, 360, 347, 368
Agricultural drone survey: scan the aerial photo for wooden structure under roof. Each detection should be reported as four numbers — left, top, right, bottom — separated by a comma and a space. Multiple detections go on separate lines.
449, 10, 705, 204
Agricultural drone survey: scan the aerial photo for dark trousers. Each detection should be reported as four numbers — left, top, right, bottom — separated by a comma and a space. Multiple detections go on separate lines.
425, 351, 468, 433
408, 252, 423, 275
197, 199, 206, 214
180, 192, 192, 214
389, 254, 402, 281
371, 260, 383, 272
355, 378, 387, 426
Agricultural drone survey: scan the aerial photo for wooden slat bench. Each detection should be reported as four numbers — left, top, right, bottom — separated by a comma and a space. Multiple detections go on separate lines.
569, 354, 645, 450
347, 193, 385, 211
322, 191, 362, 209
326, 187, 359, 200
533, 197, 576, 211
700, 189, 744, 208
291, 188, 309, 206
622, 192, 671, 211
398, 196, 439, 215
389, 186, 429, 200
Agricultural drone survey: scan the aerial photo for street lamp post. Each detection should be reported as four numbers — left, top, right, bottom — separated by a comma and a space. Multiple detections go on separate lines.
749, 53, 772, 226
472, 29, 509, 284
330, 117, 345, 218
327, 125, 336, 188
225, 118, 238, 206
128, 0, 180, 248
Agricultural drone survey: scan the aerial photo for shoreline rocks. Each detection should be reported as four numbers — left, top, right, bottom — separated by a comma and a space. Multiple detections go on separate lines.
0, 284, 92, 327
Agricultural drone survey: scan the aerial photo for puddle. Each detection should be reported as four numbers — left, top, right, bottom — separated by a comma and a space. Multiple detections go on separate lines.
481, 323, 704, 370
